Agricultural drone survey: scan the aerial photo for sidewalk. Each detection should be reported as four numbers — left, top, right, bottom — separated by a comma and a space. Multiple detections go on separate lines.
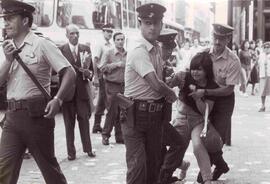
1, 89, 270, 184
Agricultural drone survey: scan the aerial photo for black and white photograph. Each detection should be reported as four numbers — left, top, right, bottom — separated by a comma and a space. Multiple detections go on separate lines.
0, 0, 269, 184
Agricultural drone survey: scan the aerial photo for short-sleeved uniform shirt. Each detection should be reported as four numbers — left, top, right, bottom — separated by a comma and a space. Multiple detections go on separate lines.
92, 37, 112, 69
124, 35, 164, 100
100, 47, 127, 83
7, 31, 71, 100
209, 46, 241, 87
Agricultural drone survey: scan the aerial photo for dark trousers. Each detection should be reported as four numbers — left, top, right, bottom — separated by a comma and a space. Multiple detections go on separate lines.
209, 93, 235, 167
0, 110, 67, 184
122, 109, 164, 184
62, 97, 92, 157
160, 122, 190, 174
93, 77, 106, 128
102, 81, 123, 140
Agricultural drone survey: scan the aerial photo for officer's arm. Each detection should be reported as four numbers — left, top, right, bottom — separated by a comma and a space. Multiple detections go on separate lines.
56, 66, 76, 101
205, 85, 234, 96
144, 71, 176, 101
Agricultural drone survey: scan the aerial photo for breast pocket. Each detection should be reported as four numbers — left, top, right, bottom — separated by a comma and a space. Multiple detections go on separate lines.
216, 69, 226, 85
22, 55, 39, 74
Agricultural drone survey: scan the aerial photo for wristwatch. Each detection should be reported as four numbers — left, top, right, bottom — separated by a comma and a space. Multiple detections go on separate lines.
53, 96, 63, 106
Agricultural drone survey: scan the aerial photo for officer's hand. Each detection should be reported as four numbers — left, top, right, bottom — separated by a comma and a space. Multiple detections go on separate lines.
189, 89, 204, 100
78, 68, 93, 78
166, 91, 177, 103
2, 40, 16, 62
44, 99, 60, 118
93, 76, 99, 87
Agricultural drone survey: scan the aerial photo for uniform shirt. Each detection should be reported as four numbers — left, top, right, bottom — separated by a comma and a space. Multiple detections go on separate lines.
258, 52, 270, 78
7, 31, 71, 100
124, 35, 164, 100
92, 37, 112, 69
209, 46, 241, 87
100, 47, 127, 83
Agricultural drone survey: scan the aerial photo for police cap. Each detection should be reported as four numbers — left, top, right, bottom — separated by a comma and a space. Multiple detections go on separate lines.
102, 23, 114, 32
212, 23, 234, 37
0, 0, 35, 18
158, 29, 178, 49
136, 3, 166, 21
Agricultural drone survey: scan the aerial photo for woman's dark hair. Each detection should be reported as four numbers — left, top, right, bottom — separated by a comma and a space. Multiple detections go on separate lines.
189, 51, 214, 81
240, 40, 249, 50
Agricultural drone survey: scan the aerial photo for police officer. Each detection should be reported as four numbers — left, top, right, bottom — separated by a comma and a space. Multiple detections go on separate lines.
0, 1, 76, 183
189, 23, 241, 182
92, 24, 114, 133
157, 29, 190, 184
122, 3, 177, 184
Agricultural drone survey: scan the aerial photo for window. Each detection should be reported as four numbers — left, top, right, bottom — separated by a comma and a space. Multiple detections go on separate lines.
23, 0, 54, 27
57, 0, 122, 29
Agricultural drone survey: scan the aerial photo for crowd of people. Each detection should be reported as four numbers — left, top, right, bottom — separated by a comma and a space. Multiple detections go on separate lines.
0, 1, 268, 184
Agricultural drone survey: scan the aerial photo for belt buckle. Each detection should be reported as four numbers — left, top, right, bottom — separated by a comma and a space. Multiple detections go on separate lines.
148, 103, 156, 112
156, 104, 163, 111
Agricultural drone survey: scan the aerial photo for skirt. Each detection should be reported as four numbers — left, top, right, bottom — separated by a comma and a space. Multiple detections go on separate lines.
259, 77, 270, 96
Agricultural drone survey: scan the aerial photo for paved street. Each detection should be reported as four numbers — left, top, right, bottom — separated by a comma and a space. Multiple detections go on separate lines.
1, 87, 270, 184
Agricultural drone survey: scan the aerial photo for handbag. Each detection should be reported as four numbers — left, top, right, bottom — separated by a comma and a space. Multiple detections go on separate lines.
200, 102, 223, 153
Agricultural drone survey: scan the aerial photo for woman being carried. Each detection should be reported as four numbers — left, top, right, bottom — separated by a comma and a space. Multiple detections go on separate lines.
168, 51, 222, 184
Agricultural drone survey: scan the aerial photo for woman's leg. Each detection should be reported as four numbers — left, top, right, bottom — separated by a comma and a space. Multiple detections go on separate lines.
191, 124, 212, 183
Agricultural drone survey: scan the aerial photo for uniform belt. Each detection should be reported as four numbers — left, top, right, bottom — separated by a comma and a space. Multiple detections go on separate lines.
7, 99, 28, 111
134, 98, 164, 113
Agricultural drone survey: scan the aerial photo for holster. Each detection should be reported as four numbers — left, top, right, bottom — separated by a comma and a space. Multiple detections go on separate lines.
26, 97, 48, 118
116, 93, 135, 128
162, 102, 172, 122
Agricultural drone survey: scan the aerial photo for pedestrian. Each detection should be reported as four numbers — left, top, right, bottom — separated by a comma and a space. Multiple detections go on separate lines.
189, 23, 242, 182
258, 42, 270, 112
248, 40, 259, 95
59, 24, 96, 160
0, 1, 76, 183
121, 3, 177, 184
239, 40, 251, 96
92, 23, 114, 133
100, 32, 126, 145
177, 39, 192, 72
157, 29, 190, 184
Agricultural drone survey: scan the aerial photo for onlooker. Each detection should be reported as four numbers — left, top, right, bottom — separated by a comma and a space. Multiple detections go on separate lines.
190, 38, 203, 58
122, 3, 177, 184
100, 32, 126, 145
59, 24, 96, 160
239, 40, 251, 96
92, 23, 114, 133
232, 42, 239, 56
0, 1, 76, 183
258, 42, 270, 112
176, 39, 192, 72
248, 40, 259, 95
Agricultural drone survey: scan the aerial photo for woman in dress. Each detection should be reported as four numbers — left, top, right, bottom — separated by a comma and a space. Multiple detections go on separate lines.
258, 42, 270, 112
169, 51, 222, 184
248, 40, 259, 95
